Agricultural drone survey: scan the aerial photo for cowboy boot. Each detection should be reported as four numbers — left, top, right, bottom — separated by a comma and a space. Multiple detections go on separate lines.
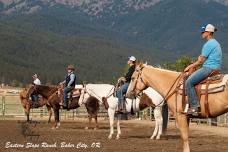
116, 101, 123, 114
122, 100, 127, 113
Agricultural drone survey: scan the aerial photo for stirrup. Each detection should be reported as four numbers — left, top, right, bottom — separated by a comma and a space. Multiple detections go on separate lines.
186, 108, 200, 116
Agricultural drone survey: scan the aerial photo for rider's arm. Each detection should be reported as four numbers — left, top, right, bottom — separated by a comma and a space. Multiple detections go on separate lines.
67, 74, 76, 87
125, 65, 135, 82
60, 80, 66, 85
184, 55, 206, 72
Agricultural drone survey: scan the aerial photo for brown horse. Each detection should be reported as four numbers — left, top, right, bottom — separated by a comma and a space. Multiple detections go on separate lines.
19, 88, 52, 122
126, 63, 228, 152
27, 85, 100, 129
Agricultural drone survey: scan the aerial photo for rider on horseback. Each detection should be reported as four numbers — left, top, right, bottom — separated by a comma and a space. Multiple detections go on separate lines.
31, 74, 41, 105
60, 65, 76, 108
184, 24, 222, 116
116, 56, 136, 113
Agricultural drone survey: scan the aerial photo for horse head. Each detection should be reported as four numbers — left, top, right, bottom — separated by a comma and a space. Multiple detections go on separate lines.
126, 62, 148, 99
19, 88, 30, 105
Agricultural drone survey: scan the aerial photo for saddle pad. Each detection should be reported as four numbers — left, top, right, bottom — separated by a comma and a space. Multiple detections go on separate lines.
180, 74, 228, 90
201, 75, 228, 90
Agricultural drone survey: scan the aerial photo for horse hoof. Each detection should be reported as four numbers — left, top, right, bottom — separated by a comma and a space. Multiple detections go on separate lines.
150, 136, 155, 140
51, 127, 56, 130
108, 135, 112, 139
85, 127, 89, 130
94, 127, 98, 130
115, 137, 120, 140
156, 136, 161, 140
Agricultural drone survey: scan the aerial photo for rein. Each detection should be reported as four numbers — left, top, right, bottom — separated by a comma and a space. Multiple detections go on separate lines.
163, 73, 183, 101
106, 86, 115, 98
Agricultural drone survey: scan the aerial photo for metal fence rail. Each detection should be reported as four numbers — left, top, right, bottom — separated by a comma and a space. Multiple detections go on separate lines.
0, 94, 108, 120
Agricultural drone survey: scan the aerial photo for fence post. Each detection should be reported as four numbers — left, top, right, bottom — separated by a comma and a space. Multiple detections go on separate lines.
2, 95, 5, 120
225, 113, 227, 124
40, 108, 43, 118
149, 107, 152, 120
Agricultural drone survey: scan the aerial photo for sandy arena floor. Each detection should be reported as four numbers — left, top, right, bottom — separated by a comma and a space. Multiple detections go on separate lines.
0, 118, 228, 152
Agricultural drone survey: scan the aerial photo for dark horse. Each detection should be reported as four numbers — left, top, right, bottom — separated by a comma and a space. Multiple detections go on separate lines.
19, 88, 52, 122
27, 85, 100, 129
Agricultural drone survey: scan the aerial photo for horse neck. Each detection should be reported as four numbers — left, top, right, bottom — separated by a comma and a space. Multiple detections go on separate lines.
144, 66, 180, 97
37, 86, 57, 99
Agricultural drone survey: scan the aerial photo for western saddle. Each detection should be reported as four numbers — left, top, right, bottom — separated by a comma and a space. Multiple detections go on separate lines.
59, 84, 84, 109
178, 69, 225, 118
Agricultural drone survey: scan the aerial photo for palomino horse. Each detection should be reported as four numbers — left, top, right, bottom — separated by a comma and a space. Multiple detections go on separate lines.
82, 84, 164, 140
126, 63, 228, 152
27, 85, 100, 129
19, 88, 52, 122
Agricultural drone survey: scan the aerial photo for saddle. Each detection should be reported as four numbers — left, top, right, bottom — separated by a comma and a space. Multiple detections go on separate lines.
59, 84, 84, 109
67, 89, 81, 98
178, 70, 228, 118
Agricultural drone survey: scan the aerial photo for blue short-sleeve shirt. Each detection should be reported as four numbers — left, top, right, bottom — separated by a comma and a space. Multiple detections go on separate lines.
201, 39, 222, 70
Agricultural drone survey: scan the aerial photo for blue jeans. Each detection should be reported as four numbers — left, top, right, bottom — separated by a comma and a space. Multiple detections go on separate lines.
185, 67, 213, 108
31, 94, 38, 102
116, 83, 129, 103
64, 87, 73, 107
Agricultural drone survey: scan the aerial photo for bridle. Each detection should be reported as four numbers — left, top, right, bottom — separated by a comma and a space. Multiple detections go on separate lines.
131, 66, 148, 97
131, 66, 183, 103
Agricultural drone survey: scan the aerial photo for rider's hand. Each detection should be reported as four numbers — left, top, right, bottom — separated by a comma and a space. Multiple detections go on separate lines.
184, 65, 191, 72
118, 77, 126, 83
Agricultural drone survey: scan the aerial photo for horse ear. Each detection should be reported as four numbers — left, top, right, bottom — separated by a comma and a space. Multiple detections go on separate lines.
144, 61, 147, 65
136, 60, 143, 67
135, 60, 140, 66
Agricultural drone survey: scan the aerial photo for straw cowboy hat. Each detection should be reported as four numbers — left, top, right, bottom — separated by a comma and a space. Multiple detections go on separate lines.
67, 64, 75, 71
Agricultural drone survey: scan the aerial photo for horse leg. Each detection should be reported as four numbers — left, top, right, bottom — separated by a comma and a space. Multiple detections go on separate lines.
85, 115, 92, 130
176, 114, 190, 152
25, 104, 30, 122
151, 108, 159, 139
46, 105, 52, 123
52, 108, 60, 129
94, 116, 98, 130
116, 118, 121, 140
156, 108, 163, 140
108, 108, 115, 139
150, 107, 162, 139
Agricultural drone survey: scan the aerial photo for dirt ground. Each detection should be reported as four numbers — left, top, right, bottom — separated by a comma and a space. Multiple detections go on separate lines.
0, 118, 228, 152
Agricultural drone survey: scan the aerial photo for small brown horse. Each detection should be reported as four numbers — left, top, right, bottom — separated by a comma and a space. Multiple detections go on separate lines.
27, 85, 100, 129
19, 88, 52, 122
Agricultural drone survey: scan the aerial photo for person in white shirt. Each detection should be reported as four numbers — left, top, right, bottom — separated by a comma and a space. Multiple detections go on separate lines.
32, 74, 41, 85
31, 74, 41, 106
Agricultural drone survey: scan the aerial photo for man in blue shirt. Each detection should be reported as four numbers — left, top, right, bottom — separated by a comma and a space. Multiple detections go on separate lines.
184, 24, 222, 116
61, 65, 76, 108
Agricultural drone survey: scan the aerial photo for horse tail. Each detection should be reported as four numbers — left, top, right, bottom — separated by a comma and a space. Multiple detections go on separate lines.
102, 97, 109, 110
